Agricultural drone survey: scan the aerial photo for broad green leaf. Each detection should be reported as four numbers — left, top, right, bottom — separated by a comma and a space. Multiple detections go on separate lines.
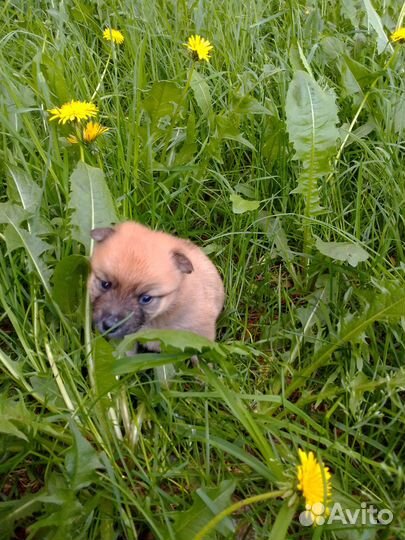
0, 201, 28, 225
174, 112, 197, 166
315, 236, 369, 267
69, 162, 117, 254
2, 220, 52, 293
0, 493, 44, 536
216, 113, 255, 150
65, 421, 103, 491
142, 81, 183, 125
113, 352, 190, 375
40, 52, 71, 103
0, 77, 35, 132
116, 329, 225, 357
230, 193, 260, 214
191, 70, 212, 117
0, 397, 34, 442
0, 417, 27, 441
173, 480, 236, 540
7, 166, 42, 212
343, 55, 376, 93
362, 0, 391, 54
93, 337, 118, 397
231, 92, 271, 115
286, 70, 339, 218
52, 255, 89, 313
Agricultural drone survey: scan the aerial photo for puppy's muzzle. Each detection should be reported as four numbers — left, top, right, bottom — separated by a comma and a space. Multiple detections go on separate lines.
95, 311, 138, 338
101, 314, 125, 333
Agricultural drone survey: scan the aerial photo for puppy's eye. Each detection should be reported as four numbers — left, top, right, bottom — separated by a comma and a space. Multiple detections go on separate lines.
139, 294, 153, 305
100, 280, 112, 291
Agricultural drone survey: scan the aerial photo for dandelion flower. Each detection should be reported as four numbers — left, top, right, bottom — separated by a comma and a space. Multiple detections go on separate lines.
185, 34, 213, 62
103, 28, 124, 45
67, 121, 110, 145
391, 28, 405, 43
48, 100, 98, 124
297, 449, 332, 525
83, 121, 110, 142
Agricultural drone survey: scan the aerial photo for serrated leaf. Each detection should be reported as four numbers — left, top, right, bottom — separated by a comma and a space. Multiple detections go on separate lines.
52, 255, 89, 313
216, 113, 255, 150
173, 480, 236, 540
65, 421, 103, 491
286, 70, 339, 218
142, 81, 183, 125
69, 162, 117, 254
230, 193, 260, 214
0, 397, 32, 442
349, 372, 370, 414
2, 221, 52, 293
231, 93, 271, 115
116, 329, 225, 357
191, 70, 212, 117
315, 236, 369, 267
7, 166, 42, 212
113, 352, 190, 375
343, 55, 376, 92
0, 202, 28, 225
0, 417, 28, 441
362, 0, 391, 55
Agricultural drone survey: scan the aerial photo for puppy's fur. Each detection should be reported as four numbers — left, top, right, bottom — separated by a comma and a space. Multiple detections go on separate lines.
89, 222, 224, 345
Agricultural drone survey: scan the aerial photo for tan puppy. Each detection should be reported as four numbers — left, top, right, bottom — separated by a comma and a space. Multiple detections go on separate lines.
89, 222, 224, 346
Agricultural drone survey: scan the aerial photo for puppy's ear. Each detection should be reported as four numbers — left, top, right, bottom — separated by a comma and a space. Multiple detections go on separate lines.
91, 227, 115, 242
172, 251, 193, 274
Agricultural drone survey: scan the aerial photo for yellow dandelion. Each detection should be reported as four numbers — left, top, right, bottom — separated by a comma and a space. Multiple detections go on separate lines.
83, 121, 110, 142
103, 28, 124, 45
185, 34, 213, 62
297, 449, 332, 526
391, 28, 405, 43
48, 100, 98, 125
67, 121, 110, 145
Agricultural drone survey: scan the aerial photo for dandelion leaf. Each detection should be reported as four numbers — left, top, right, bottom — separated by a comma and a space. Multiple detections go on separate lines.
286, 70, 339, 217
173, 480, 236, 539
0, 206, 52, 294
69, 162, 117, 254
65, 421, 103, 491
52, 255, 89, 313
363, 0, 391, 54
142, 81, 183, 125
230, 193, 260, 214
7, 165, 42, 212
190, 70, 212, 117
315, 236, 369, 267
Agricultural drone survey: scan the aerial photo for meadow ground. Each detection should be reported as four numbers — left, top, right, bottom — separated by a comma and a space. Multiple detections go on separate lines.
1, 0, 405, 538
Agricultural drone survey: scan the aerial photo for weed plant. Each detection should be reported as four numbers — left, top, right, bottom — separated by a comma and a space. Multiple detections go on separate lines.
1, 0, 405, 539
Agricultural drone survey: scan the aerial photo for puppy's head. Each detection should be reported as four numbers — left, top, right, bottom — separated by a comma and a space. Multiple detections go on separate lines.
89, 222, 193, 338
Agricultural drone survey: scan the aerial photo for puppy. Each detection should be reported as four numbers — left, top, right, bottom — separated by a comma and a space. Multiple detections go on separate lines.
88, 221, 224, 348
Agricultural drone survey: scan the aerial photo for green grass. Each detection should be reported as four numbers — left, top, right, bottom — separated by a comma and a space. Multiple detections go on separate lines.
1, 0, 405, 538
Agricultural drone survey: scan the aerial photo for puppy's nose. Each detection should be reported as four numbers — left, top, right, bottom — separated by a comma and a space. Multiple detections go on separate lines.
101, 315, 122, 332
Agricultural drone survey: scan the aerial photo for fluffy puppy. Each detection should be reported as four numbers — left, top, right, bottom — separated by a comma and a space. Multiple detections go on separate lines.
88, 221, 224, 347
